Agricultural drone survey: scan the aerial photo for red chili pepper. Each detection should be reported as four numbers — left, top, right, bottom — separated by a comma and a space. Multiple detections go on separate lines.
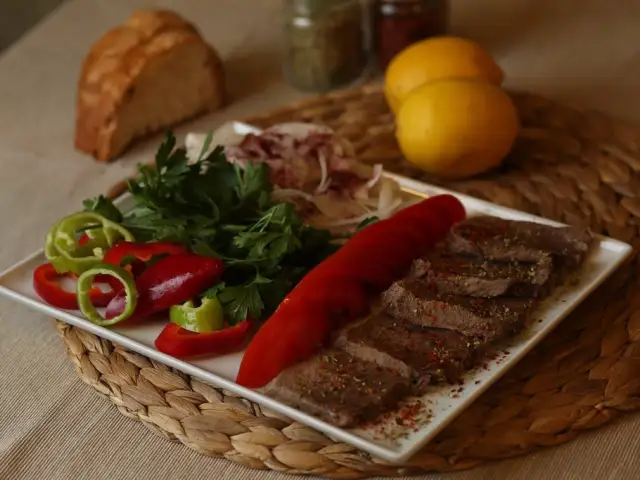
309, 251, 401, 291
236, 287, 361, 389
236, 308, 330, 388
303, 195, 466, 291
105, 253, 224, 321
284, 276, 369, 328
33, 263, 114, 310
236, 194, 466, 389
391, 194, 466, 227
155, 320, 252, 358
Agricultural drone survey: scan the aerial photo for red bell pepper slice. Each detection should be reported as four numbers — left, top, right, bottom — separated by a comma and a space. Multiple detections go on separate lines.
78, 233, 91, 246
101, 241, 190, 290
155, 320, 252, 358
105, 253, 224, 321
33, 263, 114, 310
236, 194, 466, 389
103, 241, 189, 266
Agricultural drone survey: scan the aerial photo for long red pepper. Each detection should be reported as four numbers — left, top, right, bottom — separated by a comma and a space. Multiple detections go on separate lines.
236, 194, 466, 389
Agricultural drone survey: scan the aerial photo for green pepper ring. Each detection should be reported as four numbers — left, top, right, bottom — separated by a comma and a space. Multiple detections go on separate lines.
77, 264, 138, 326
169, 296, 225, 333
45, 212, 135, 275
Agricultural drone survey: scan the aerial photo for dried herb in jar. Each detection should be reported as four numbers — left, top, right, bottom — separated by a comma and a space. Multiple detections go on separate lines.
282, 0, 369, 93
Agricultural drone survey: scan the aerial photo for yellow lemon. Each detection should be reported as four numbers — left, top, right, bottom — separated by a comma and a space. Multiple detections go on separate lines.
384, 36, 504, 114
396, 78, 519, 179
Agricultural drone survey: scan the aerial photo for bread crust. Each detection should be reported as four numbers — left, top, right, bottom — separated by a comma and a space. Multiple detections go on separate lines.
75, 9, 225, 162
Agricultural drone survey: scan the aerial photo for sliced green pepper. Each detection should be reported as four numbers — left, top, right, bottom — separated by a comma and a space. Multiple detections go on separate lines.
169, 296, 224, 333
77, 264, 137, 326
45, 212, 134, 275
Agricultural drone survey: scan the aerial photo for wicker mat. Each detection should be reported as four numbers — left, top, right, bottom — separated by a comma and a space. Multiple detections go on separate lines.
57, 84, 640, 478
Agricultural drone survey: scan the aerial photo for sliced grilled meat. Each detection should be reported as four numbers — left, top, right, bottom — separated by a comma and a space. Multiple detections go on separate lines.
335, 313, 477, 391
382, 278, 534, 342
264, 349, 410, 428
411, 250, 553, 298
263, 215, 595, 430
447, 215, 593, 269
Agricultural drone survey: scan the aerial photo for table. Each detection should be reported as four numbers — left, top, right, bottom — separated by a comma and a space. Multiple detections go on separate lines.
1, 1, 640, 479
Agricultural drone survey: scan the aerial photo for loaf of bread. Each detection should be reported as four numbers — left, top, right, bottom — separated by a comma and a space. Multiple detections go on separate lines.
75, 9, 225, 162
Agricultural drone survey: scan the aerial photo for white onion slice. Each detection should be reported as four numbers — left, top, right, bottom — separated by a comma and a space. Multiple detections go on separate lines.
365, 164, 384, 189
271, 188, 314, 202
316, 151, 331, 193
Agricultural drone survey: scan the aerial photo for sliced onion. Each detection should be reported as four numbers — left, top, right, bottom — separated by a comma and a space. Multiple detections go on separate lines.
320, 211, 380, 227
185, 133, 209, 161
187, 125, 409, 236
271, 188, 314, 202
377, 178, 395, 213
377, 197, 404, 219
264, 123, 334, 139
313, 193, 368, 219
316, 151, 331, 193
365, 164, 384, 189
353, 184, 370, 202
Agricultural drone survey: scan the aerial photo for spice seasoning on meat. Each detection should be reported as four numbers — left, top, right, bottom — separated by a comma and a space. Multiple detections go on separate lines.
282, 0, 369, 92
373, 0, 450, 69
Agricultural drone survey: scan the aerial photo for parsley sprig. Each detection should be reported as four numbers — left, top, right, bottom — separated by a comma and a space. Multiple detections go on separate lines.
85, 131, 337, 324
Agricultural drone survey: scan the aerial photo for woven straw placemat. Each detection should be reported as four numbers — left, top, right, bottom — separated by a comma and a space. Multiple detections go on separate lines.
57, 84, 640, 478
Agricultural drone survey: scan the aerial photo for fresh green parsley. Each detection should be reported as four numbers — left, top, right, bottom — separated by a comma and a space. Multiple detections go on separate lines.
84, 131, 337, 324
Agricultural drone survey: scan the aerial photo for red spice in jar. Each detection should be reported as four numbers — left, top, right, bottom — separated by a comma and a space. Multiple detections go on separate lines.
373, 0, 450, 70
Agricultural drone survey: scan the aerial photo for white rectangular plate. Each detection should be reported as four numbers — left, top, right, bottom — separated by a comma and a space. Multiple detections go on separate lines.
0, 121, 633, 464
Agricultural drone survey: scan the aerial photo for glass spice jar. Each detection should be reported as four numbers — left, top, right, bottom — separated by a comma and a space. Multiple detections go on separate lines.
373, 0, 450, 70
282, 0, 369, 93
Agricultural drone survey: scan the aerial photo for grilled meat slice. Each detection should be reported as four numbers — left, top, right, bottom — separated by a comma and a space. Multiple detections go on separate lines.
264, 349, 410, 428
382, 278, 534, 342
411, 250, 553, 298
447, 215, 593, 269
335, 313, 477, 391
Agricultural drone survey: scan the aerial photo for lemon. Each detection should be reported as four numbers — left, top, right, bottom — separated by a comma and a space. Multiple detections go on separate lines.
395, 78, 519, 179
384, 36, 504, 114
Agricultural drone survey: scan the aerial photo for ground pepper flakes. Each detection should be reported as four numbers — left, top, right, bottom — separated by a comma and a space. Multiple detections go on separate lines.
394, 400, 426, 428
360, 398, 433, 442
